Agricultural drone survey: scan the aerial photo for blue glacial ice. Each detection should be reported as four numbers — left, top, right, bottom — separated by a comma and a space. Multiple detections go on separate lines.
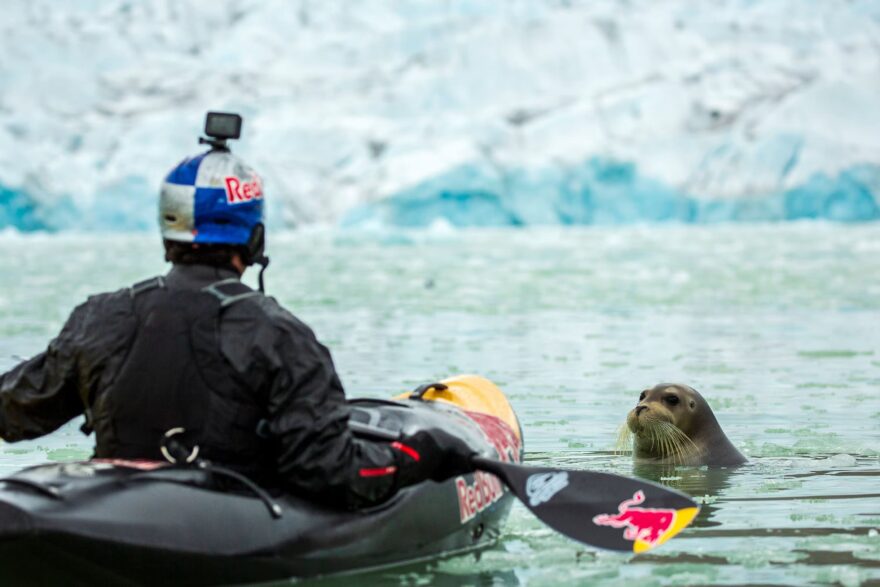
0, 177, 155, 232
4, 159, 879, 232
342, 159, 880, 228
0, 184, 45, 231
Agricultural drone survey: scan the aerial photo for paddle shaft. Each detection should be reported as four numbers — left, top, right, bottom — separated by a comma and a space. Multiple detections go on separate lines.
470, 455, 510, 482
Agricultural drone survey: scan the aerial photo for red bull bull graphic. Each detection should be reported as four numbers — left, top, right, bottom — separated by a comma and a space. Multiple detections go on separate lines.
592, 490, 699, 553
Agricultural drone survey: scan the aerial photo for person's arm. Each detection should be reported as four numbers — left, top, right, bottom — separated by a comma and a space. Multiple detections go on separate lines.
263, 309, 476, 509
0, 305, 86, 441
266, 319, 405, 508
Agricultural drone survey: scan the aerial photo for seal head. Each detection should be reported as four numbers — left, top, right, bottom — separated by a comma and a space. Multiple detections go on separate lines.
625, 383, 746, 467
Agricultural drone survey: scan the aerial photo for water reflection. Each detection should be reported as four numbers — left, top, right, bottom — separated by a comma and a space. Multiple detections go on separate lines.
631, 463, 742, 529
301, 553, 521, 587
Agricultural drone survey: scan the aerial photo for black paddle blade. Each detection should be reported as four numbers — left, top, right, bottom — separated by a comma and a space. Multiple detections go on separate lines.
472, 457, 699, 553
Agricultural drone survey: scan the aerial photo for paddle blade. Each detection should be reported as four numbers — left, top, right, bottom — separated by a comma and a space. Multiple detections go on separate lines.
473, 457, 699, 553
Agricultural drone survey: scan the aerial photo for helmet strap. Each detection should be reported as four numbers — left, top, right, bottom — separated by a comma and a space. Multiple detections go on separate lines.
243, 224, 269, 292
256, 255, 270, 293
245, 224, 265, 262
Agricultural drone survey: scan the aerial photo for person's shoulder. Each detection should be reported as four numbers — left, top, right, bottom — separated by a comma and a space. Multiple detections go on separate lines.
75, 283, 134, 311
250, 295, 314, 335
61, 282, 140, 334
81, 277, 165, 310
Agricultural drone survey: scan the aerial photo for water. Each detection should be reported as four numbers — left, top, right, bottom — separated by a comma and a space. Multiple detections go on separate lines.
0, 223, 879, 585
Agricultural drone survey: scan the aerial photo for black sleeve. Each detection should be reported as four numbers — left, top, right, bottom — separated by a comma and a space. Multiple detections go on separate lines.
0, 305, 86, 441
266, 319, 404, 509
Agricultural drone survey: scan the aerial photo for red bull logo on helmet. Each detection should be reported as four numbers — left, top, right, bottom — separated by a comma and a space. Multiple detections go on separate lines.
225, 175, 263, 205
592, 490, 676, 547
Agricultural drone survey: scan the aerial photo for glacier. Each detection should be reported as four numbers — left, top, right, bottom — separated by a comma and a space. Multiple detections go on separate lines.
1, 0, 880, 230
342, 160, 880, 227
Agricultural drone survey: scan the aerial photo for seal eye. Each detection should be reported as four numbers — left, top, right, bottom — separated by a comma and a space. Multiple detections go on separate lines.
664, 395, 679, 406
638, 392, 646, 402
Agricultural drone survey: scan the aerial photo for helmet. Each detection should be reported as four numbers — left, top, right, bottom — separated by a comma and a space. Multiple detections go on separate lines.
159, 150, 265, 262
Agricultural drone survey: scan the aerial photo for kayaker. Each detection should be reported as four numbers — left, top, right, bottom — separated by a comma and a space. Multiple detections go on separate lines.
0, 113, 475, 508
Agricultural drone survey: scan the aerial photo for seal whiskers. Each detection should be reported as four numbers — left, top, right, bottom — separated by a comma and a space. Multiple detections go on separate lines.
655, 421, 697, 465
666, 426, 684, 465
658, 428, 670, 461
660, 421, 695, 465
615, 424, 633, 455
670, 422, 701, 460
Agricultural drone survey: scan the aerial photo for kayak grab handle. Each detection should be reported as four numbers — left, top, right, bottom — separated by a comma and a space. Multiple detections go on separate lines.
410, 382, 448, 401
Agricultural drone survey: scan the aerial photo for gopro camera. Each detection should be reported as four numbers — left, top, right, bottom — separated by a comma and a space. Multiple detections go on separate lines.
205, 112, 242, 140
200, 112, 242, 151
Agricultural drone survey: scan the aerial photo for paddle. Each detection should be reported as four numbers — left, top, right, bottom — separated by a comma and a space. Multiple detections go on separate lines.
471, 456, 699, 553
349, 421, 699, 553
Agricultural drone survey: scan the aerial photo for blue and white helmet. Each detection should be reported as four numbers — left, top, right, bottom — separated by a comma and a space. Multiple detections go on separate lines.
159, 150, 263, 247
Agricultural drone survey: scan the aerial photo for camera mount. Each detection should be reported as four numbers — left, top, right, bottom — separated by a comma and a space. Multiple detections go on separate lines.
199, 112, 242, 152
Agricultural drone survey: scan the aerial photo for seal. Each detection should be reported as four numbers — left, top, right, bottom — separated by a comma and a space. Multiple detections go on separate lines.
622, 383, 746, 467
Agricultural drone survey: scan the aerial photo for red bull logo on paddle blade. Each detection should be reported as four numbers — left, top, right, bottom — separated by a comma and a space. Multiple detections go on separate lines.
592, 490, 699, 553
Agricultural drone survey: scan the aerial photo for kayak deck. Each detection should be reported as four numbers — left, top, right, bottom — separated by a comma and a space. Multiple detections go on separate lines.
0, 391, 523, 585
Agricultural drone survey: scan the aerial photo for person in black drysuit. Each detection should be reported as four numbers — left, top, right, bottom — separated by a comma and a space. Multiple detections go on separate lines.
0, 134, 474, 509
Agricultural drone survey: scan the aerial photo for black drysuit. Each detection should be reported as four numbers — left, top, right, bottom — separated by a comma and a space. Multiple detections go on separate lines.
0, 264, 403, 508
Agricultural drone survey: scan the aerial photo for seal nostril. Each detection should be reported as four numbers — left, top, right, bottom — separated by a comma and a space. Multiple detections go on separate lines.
635, 405, 648, 416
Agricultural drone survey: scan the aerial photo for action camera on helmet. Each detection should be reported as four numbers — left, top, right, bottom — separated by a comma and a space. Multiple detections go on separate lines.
200, 112, 243, 151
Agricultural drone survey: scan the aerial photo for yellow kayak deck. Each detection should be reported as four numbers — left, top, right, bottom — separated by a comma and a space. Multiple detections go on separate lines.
395, 374, 521, 442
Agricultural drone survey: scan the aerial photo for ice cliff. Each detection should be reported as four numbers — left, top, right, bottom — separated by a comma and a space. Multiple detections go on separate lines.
1, 0, 879, 230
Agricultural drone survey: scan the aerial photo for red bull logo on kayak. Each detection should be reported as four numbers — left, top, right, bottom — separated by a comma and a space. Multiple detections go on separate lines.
463, 411, 522, 464
456, 471, 505, 523
225, 175, 263, 205
592, 490, 676, 547
455, 411, 523, 523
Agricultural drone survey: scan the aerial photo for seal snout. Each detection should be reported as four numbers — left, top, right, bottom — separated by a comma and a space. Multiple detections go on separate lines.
626, 402, 657, 435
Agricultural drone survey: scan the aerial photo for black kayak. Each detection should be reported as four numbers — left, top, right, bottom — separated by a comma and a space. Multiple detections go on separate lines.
0, 376, 524, 586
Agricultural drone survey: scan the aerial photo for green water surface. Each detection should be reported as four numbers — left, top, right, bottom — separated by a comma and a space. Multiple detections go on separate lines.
0, 224, 878, 586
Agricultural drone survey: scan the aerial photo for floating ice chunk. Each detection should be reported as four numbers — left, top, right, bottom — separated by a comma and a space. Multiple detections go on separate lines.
823, 453, 857, 467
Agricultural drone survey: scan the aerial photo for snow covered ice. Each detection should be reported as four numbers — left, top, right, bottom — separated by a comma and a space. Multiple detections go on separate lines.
1, 0, 879, 230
